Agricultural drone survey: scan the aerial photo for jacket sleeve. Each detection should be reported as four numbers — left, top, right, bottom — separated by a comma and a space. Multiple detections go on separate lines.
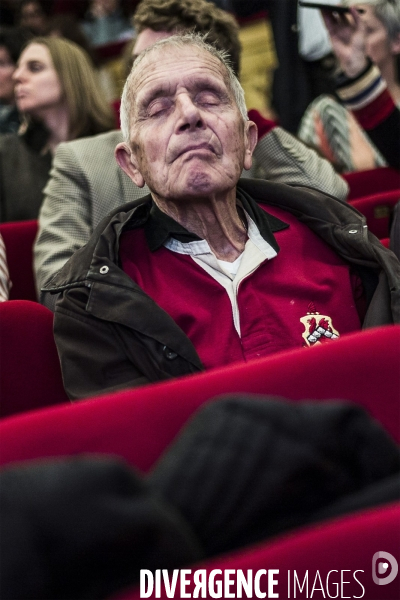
53, 290, 151, 400
34, 143, 94, 309
249, 111, 349, 201
336, 63, 400, 170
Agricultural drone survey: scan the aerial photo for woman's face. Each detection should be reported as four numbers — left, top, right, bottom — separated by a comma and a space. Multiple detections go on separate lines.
0, 46, 15, 103
13, 43, 64, 117
357, 3, 398, 70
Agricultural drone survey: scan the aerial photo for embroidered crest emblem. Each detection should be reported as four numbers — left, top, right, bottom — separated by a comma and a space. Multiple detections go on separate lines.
300, 302, 340, 347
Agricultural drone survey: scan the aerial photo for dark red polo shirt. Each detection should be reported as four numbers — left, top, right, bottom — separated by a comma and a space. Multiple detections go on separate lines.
120, 199, 363, 370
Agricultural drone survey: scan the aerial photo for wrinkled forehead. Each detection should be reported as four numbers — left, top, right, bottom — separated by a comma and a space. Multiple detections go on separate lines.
129, 44, 231, 104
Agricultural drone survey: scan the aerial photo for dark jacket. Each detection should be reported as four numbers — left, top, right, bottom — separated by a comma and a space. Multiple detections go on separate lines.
0, 125, 52, 223
44, 179, 400, 400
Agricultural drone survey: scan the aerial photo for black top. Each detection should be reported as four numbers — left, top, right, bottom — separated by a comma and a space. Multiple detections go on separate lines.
139, 189, 290, 252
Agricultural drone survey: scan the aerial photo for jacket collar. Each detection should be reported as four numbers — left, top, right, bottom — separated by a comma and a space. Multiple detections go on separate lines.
144, 189, 289, 252
44, 178, 400, 348
44, 178, 371, 295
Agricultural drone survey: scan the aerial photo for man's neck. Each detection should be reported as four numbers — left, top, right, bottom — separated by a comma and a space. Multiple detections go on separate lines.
152, 189, 247, 262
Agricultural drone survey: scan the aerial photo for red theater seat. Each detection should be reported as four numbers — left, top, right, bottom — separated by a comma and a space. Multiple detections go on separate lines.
112, 502, 400, 600
0, 325, 399, 470
343, 166, 400, 201
95, 39, 129, 63
0, 220, 38, 301
350, 190, 400, 240
0, 300, 69, 418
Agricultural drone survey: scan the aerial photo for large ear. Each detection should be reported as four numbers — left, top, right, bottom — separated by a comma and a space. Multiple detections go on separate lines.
243, 120, 258, 171
115, 142, 145, 188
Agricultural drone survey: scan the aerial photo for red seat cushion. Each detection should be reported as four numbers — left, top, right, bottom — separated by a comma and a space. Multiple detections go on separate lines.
111, 502, 400, 600
0, 300, 69, 418
0, 325, 398, 470
350, 190, 400, 239
343, 166, 400, 201
0, 220, 38, 301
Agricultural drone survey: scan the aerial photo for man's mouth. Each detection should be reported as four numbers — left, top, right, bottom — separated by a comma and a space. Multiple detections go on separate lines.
176, 143, 215, 160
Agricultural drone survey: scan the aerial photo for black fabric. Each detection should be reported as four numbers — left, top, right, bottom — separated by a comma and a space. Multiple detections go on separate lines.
266, 0, 314, 133
1, 397, 399, 599
0, 456, 202, 600
149, 396, 400, 556
144, 201, 203, 250
390, 200, 400, 261
143, 192, 289, 252
0, 130, 52, 223
364, 108, 400, 170
302, 52, 337, 98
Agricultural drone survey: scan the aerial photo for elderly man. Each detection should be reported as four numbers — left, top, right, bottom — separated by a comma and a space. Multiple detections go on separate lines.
46, 34, 400, 400
34, 0, 349, 309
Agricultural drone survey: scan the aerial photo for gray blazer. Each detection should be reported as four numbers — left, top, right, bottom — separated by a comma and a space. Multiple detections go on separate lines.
34, 128, 348, 307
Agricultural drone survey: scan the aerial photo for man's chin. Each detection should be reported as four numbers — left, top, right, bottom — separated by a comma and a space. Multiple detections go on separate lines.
186, 171, 215, 192
163, 171, 216, 200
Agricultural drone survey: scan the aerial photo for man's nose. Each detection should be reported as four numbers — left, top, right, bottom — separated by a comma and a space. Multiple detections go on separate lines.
175, 95, 204, 132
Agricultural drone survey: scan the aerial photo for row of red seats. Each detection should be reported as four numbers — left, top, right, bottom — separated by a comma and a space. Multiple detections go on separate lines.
342, 166, 399, 241
1, 311, 399, 598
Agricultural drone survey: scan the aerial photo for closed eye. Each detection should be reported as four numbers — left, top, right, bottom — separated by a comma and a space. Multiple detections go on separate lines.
27, 61, 45, 73
147, 97, 173, 117
195, 90, 221, 106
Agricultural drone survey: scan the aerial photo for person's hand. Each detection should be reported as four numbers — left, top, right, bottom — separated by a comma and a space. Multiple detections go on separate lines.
322, 7, 369, 77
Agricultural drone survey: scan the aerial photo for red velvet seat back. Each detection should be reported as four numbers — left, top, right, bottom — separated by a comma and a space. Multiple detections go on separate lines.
112, 502, 400, 600
0, 300, 69, 418
1, 326, 399, 471
0, 220, 38, 301
1, 326, 399, 600
343, 166, 400, 201
350, 190, 400, 240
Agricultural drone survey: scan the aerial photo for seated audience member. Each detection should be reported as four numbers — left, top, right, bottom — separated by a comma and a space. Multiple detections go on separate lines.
0, 36, 115, 223
298, 0, 400, 172
82, 0, 134, 47
34, 0, 349, 308
18, 0, 52, 36
0, 27, 32, 134
45, 34, 400, 400
46, 13, 98, 66
0, 233, 11, 301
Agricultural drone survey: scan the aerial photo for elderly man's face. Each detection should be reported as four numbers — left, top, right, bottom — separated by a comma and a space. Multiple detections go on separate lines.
117, 45, 257, 202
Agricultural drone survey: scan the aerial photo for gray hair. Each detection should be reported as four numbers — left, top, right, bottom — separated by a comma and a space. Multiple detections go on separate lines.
348, 1, 400, 43
120, 32, 248, 144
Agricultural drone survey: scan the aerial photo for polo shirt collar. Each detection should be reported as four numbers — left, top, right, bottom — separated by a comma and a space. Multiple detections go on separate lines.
144, 187, 289, 252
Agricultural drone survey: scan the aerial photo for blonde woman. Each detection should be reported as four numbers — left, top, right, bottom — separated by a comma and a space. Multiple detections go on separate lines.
0, 36, 115, 222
